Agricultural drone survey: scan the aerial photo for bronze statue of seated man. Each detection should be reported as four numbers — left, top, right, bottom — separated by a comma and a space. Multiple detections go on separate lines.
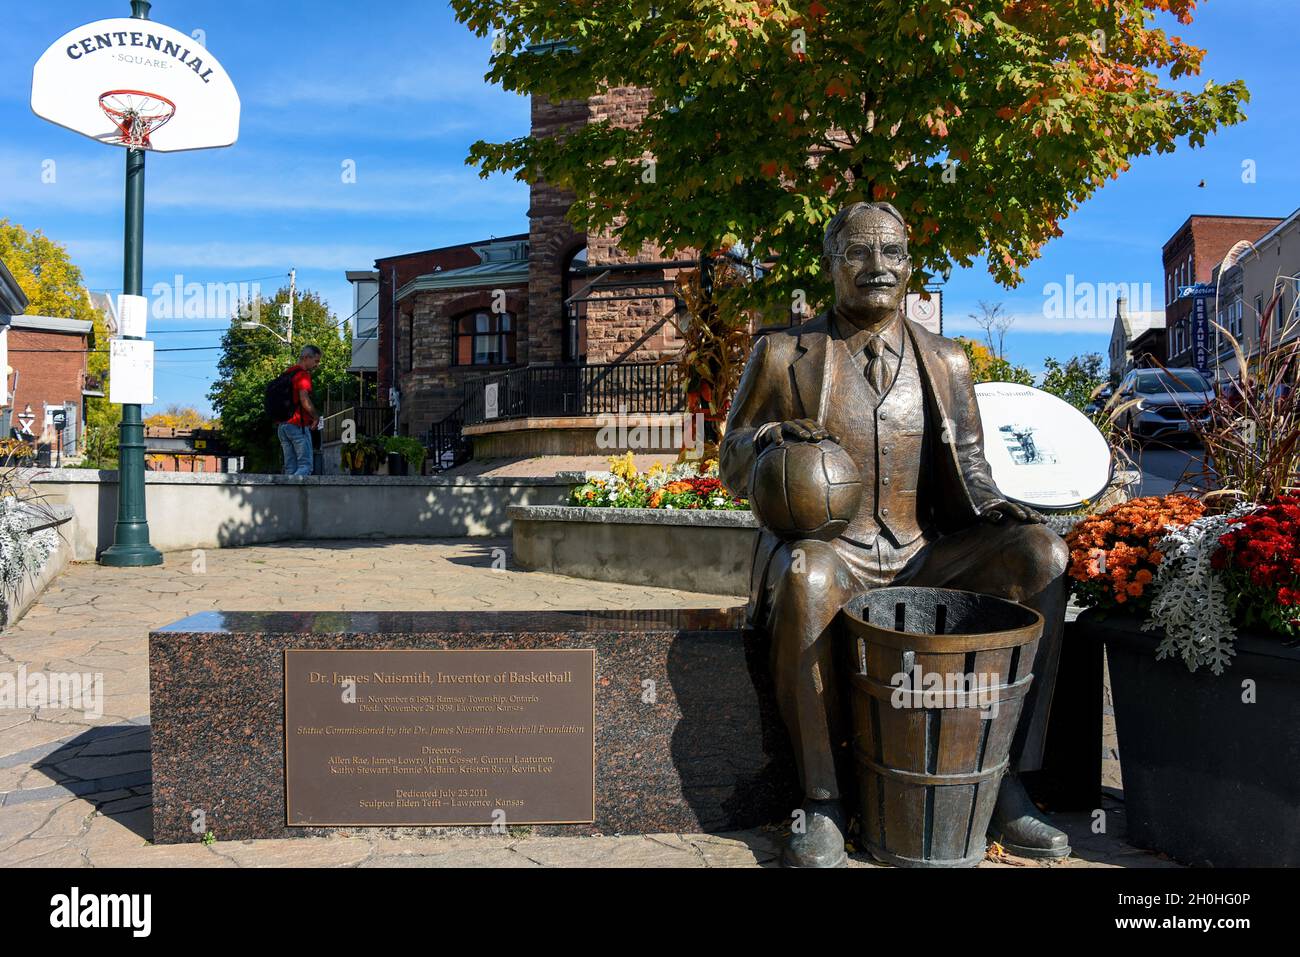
720, 201, 1071, 868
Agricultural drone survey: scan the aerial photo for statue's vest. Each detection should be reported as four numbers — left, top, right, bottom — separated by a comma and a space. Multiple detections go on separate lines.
826, 333, 928, 549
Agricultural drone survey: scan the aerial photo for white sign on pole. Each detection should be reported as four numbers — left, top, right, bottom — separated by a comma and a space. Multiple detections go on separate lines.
484, 382, 499, 420
109, 338, 154, 405
975, 382, 1113, 511
117, 293, 148, 338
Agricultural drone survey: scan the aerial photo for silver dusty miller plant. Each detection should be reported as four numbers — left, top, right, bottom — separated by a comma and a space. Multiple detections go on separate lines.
1142, 504, 1256, 675
0, 493, 59, 627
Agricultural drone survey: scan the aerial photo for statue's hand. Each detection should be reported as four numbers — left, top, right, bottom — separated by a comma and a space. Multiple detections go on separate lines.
757, 419, 840, 451
982, 499, 1045, 525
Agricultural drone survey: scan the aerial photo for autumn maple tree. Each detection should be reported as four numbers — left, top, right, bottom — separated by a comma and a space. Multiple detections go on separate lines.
452, 0, 1246, 311
0, 219, 120, 465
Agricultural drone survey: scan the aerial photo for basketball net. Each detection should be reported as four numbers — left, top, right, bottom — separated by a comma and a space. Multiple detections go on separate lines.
99, 90, 176, 149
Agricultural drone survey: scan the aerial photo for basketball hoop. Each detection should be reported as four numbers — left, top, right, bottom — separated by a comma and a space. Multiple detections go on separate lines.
98, 90, 175, 149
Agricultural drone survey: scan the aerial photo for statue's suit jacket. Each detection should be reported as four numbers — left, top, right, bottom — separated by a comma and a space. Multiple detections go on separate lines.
720, 312, 1008, 611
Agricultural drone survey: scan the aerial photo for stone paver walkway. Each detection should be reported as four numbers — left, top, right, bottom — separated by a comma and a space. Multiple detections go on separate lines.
0, 539, 1171, 868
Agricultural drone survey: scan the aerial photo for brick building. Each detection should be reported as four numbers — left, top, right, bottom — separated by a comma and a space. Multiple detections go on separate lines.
1161, 214, 1284, 369
364, 79, 693, 447
3, 315, 94, 455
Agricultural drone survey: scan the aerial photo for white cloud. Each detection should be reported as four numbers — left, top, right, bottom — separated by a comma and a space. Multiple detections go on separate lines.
945, 313, 1117, 335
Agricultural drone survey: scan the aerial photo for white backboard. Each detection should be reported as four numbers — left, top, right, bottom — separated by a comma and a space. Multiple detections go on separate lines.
32, 17, 240, 152
975, 382, 1112, 511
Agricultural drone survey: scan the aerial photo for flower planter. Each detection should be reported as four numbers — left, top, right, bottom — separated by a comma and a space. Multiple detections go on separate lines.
509, 505, 759, 595
1080, 611, 1300, 866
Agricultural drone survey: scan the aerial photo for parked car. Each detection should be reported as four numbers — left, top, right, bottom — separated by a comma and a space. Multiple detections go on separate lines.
1083, 385, 1113, 417
1112, 368, 1214, 443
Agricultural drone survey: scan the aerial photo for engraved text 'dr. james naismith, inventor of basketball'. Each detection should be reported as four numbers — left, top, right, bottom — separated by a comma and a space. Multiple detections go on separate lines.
720, 202, 1071, 868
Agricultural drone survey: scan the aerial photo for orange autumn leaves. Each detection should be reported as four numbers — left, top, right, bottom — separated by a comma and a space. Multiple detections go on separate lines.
1067, 495, 1205, 607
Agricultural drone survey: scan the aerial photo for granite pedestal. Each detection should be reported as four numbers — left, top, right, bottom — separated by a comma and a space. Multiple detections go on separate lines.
149, 609, 798, 844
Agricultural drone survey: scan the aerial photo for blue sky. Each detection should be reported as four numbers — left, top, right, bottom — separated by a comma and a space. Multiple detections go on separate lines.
2, 0, 1298, 415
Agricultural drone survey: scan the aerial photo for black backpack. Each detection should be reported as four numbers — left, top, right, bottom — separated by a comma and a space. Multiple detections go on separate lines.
264, 369, 298, 423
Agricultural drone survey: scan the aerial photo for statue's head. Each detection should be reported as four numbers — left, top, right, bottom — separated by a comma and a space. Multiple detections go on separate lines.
823, 202, 912, 322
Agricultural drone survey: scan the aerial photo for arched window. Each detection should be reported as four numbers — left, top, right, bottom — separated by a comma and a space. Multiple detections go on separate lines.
454, 310, 516, 366
562, 246, 588, 363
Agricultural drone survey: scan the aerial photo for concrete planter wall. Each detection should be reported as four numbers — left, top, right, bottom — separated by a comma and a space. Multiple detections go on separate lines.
2, 503, 76, 629
510, 505, 760, 596
23, 469, 569, 561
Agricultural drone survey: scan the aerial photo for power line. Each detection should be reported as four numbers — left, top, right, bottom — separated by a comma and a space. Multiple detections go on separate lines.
92, 272, 290, 293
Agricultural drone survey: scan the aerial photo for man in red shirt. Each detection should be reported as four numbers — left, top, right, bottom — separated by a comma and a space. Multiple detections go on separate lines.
277, 345, 321, 476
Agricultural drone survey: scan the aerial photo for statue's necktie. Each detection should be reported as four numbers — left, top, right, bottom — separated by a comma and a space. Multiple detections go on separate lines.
865, 336, 886, 395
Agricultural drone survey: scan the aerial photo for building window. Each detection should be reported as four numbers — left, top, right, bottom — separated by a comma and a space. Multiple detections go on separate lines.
455, 311, 516, 366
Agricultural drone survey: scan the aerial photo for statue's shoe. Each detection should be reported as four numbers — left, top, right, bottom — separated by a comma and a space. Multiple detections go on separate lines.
987, 774, 1072, 860
781, 799, 848, 868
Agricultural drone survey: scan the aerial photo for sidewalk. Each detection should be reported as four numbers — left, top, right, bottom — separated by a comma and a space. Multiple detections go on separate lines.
0, 540, 1173, 868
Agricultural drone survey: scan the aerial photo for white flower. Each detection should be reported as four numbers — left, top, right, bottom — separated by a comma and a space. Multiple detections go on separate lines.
1142, 504, 1255, 674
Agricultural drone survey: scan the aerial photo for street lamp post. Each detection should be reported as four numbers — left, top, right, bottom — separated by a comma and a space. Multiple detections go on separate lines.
99, 0, 163, 567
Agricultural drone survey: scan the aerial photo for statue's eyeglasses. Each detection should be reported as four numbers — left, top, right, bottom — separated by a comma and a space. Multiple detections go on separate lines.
830, 242, 908, 265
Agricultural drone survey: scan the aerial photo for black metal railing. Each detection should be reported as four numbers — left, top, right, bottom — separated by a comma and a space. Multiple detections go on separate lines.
322, 401, 393, 444
463, 361, 684, 426
425, 400, 472, 472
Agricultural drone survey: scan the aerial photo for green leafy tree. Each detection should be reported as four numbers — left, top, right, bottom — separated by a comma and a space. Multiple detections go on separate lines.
207, 288, 352, 473
956, 337, 1034, 385
453, 0, 1245, 311
1039, 352, 1106, 410
0, 219, 120, 466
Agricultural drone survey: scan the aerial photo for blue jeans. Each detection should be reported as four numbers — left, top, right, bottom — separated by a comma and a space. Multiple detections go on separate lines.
278, 423, 314, 476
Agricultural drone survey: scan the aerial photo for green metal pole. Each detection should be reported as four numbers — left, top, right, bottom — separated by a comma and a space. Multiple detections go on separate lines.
100, 0, 162, 567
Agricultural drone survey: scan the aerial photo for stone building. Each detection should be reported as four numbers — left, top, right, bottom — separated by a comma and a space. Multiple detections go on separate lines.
1107, 294, 1162, 383
362, 81, 693, 451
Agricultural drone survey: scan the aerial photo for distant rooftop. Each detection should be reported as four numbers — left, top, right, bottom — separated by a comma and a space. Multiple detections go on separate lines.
11, 315, 93, 335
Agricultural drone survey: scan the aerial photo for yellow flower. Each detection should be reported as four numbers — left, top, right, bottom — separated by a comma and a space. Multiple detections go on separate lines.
608, 451, 639, 482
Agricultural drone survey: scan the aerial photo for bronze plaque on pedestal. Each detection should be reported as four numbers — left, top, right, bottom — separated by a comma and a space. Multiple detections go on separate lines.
284, 649, 595, 826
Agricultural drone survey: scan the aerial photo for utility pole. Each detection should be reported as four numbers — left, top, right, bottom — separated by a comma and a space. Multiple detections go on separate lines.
288, 267, 296, 346
100, 0, 163, 568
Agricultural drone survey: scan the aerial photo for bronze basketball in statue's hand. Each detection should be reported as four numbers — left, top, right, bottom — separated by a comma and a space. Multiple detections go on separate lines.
755, 418, 840, 451
749, 438, 864, 542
